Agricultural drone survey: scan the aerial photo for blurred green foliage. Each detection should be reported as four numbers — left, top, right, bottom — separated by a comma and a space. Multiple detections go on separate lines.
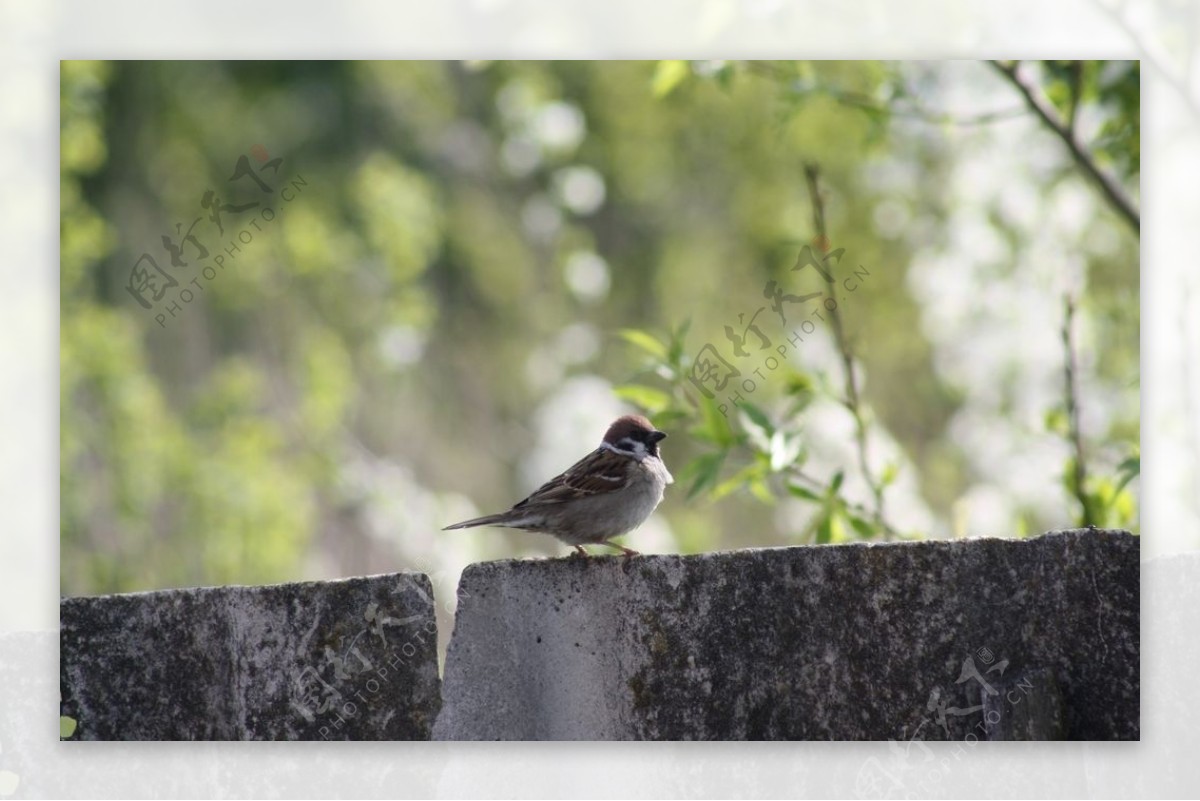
60, 715, 77, 740
1039, 60, 1140, 179
60, 60, 1139, 595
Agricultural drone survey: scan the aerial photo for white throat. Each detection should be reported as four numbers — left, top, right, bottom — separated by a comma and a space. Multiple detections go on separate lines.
601, 438, 648, 462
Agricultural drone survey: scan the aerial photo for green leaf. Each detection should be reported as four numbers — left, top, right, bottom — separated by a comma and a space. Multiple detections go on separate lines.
880, 461, 900, 487
683, 451, 725, 500
695, 393, 736, 447
618, 329, 668, 361
816, 512, 834, 544
783, 370, 816, 411
1061, 457, 1079, 494
711, 463, 760, 501
829, 470, 845, 495
786, 482, 821, 502
614, 384, 671, 413
738, 403, 773, 453
715, 62, 736, 89
846, 512, 876, 539
651, 407, 691, 431
1109, 486, 1136, 527
1090, 477, 1118, 526
768, 431, 803, 473
747, 476, 775, 504
829, 511, 849, 543
60, 715, 77, 739
1044, 75, 1074, 118
1114, 456, 1140, 495
1044, 406, 1069, 436
738, 401, 774, 436
652, 60, 690, 98
667, 318, 692, 368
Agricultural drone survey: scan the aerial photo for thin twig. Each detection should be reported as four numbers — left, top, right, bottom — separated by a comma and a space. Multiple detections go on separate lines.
989, 60, 1140, 234
1061, 294, 1094, 526
803, 163, 891, 539
744, 61, 1028, 127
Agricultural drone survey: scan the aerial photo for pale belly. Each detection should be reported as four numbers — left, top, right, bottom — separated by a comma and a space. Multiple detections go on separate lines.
546, 458, 671, 545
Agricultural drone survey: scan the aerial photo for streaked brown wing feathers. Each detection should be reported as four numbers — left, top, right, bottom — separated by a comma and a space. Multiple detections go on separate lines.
512, 448, 629, 508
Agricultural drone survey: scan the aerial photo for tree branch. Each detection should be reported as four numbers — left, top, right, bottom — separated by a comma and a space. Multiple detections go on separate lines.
989, 60, 1140, 234
804, 163, 891, 539
1061, 294, 1095, 526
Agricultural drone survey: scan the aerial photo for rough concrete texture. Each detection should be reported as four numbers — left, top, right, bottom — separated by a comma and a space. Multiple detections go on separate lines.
61, 573, 440, 740
434, 529, 1138, 740
982, 667, 1066, 740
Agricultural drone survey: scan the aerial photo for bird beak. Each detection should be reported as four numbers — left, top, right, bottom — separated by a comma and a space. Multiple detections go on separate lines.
649, 430, 667, 444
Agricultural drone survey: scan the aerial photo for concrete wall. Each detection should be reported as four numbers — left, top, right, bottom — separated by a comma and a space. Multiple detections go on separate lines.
435, 528, 1138, 740
60, 573, 441, 740
61, 529, 1138, 741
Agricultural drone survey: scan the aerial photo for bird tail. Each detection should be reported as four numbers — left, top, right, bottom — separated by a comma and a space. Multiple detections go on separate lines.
442, 513, 514, 531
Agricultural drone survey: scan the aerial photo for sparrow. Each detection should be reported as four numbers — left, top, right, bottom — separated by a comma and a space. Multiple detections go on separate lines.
443, 415, 673, 557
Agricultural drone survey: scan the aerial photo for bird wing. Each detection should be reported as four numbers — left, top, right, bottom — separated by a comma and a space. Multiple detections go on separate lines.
512, 447, 631, 508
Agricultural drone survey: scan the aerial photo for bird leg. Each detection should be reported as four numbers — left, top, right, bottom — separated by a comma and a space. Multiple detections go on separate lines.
608, 543, 640, 557
572, 545, 589, 557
